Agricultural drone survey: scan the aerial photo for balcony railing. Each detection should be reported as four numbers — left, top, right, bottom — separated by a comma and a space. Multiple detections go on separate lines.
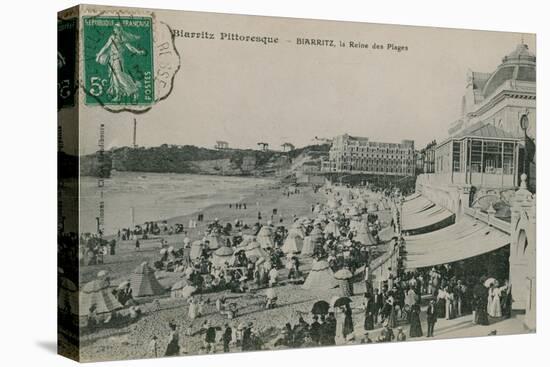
463, 207, 511, 234
417, 172, 516, 189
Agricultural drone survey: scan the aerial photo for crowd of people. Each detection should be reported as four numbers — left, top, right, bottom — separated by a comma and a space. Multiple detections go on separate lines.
71, 183, 515, 357
365, 263, 514, 338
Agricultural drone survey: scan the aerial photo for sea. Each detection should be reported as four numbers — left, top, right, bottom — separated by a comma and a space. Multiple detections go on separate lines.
79, 171, 275, 235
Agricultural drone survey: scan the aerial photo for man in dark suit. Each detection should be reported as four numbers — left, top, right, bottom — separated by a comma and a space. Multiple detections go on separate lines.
324, 312, 337, 345
426, 299, 437, 337
310, 315, 321, 345
242, 323, 253, 351
319, 316, 331, 346
374, 288, 385, 323
222, 323, 232, 353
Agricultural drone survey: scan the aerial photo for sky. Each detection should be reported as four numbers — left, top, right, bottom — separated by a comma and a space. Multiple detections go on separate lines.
78, 9, 535, 154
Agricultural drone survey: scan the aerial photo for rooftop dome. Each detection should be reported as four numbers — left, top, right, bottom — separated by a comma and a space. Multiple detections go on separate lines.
482, 43, 536, 98
502, 43, 536, 65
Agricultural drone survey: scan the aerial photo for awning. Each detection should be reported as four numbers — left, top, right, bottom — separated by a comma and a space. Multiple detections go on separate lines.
402, 200, 453, 233
401, 195, 434, 215
404, 216, 510, 269
403, 192, 421, 202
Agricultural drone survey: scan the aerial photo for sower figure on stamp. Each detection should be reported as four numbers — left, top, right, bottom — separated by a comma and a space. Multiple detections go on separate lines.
95, 23, 145, 103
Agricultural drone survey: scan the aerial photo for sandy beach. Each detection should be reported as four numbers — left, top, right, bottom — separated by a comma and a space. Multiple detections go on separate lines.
77, 180, 338, 361
75, 174, 402, 362
80, 179, 325, 284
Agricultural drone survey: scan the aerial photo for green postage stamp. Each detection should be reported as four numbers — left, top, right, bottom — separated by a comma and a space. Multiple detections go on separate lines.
83, 16, 154, 106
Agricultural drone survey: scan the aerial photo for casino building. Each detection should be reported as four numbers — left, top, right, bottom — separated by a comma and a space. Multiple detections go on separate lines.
324, 134, 415, 177
396, 43, 536, 330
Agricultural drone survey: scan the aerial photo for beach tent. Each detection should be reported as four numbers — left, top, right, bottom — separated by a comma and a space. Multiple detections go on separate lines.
205, 233, 223, 250
324, 221, 341, 237
301, 236, 316, 256
334, 268, 354, 296
309, 226, 324, 242
189, 240, 204, 259
81, 277, 122, 316
290, 222, 305, 238
302, 259, 337, 290
238, 234, 255, 248
170, 279, 189, 298
354, 197, 367, 211
313, 204, 323, 213
256, 225, 275, 249
281, 232, 303, 254
327, 198, 340, 210
340, 195, 351, 207
212, 246, 234, 267
130, 261, 165, 297
302, 227, 324, 256
58, 276, 79, 315
245, 240, 269, 261
355, 222, 377, 246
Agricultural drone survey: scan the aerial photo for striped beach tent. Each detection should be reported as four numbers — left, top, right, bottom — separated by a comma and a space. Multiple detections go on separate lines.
205, 233, 223, 250
244, 240, 269, 261
130, 261, 165, 297
81, 277, 122, 316
58, 276, 79, 315
212, 246, 234, 267
355, 222, 377, 246
189, 240, 204, 259
281, 232, 303, 254
302, 259, 337, 290
256, 225, 275, 249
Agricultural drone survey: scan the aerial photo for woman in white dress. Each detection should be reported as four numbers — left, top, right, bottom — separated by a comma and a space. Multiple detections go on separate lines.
405, 288, 417, 308
185, 297, 199, 336
487, 281, 502, 318
436, 287, 447, 318
445, 287, 456, 320
334, 307, 345, 344
188, 297, 198, 320
269, 267, 279, 287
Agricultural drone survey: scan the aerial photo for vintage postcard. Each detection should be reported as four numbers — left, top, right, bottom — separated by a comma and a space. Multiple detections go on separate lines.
57, 4, 536, 362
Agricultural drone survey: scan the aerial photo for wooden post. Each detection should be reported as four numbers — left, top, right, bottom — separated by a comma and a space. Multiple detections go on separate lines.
501, 141, 505, 188
451, 141, 454, 184
468, 138, 472, 185
463, 139, 467, 183
480, 140, 485, 186
514, 141, 520, 187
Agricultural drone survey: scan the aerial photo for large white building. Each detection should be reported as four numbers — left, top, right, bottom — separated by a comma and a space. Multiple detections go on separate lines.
325, 134, 415, 177
408, 43, 536, 330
